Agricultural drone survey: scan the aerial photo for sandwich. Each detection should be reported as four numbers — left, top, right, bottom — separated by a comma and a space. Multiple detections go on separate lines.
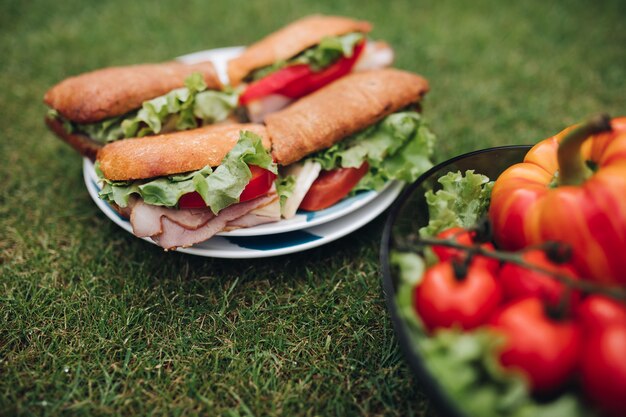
45, 61, 239, 160
228, 14, 394, 122
265, 68, 435, 218
95, 123, 280, 249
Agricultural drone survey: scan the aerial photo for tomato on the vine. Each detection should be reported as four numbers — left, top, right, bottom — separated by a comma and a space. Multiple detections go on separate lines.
432, 227, 499, 274
498, 250, 580, 308
414, 261, 502, 331
576, 295, 626, 333
488, 297, 582, 393
580, 324, 626, 417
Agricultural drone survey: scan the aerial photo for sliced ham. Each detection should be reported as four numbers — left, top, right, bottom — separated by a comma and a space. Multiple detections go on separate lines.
130, 200, 215, 237
225, 197, 281, 229
129, 193, 277, 249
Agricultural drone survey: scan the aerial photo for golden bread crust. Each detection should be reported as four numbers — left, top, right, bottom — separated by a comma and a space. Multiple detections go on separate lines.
97, 124, 270, 181
44, 61, 222, 124
45, 116, 101, 161
227, 15, 372, 86
266, 68, 429, 166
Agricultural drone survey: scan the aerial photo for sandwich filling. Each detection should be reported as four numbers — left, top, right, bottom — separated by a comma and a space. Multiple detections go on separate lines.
280, 110, 435, 216
50, 73, 238, 144
96, 131, 279, 249
240, 33, 393, 122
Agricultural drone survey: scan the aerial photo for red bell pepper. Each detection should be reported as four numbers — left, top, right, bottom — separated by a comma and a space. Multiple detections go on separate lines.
489, 115, 626, 285
239, 41, 365, 105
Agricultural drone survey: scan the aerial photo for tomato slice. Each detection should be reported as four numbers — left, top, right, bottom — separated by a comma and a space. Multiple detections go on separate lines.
299, 162, 369, 211
177, 165, 276, 209
177, 191, 206, 209
239, 165, 277, 202
239, 41, 365, 105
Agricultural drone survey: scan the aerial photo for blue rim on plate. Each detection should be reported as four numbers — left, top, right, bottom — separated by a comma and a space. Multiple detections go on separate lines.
379, 145, 532, 417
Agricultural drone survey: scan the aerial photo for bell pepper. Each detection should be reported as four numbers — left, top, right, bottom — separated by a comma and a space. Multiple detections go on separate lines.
489, 115, 626, 285
239, 41, 366, 105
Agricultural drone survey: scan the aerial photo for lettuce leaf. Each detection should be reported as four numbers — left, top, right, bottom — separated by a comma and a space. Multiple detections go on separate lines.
56, 73, 238, 144
275, 174, 296, 210
308, 111, 435, 191
419, 170, 493, 237
249, 32, 364, 81
97, 130, 276, 214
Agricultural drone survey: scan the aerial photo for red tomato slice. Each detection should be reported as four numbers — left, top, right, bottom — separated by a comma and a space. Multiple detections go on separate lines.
177, 191, 206, 209
299, 162, 369, 212
239, 41, 365, 105
239, 165, 277, 202
177, 165, 276, 209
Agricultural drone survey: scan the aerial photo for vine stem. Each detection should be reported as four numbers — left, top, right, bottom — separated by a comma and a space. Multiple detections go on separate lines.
397, 235, 626, 302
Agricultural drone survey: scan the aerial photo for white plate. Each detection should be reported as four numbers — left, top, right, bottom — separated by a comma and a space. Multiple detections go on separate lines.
84, 158, 403, 258
84, 158, 396, 236
176, 46, 244, 85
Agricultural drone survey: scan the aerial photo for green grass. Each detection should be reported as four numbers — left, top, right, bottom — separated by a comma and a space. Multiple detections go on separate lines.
0, 0, 624, 415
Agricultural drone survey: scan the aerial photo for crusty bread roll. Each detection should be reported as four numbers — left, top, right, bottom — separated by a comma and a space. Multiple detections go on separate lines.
45, 61, 221, 124
227, 15, 371, 86
97, 124, 270, 181
266, 68, 429, 165
45, 116, 102, 161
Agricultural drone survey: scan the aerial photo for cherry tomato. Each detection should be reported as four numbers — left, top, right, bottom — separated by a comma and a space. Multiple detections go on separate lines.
299, 162, 369, 211
488, 297, 582, 393
498, 250, 580, 309
580, 324, 626, 417
432, 227, 500, 274
576, 295, 626, 333
414, 261, 502, 331
177, 165, 276, 209
239, 41, 365, 105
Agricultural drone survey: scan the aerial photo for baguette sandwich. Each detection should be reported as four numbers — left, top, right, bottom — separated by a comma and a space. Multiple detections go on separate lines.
95, 124, 280, 249
228, 14, 394, 122
266, 68, 435, 218
45, 61, 239, 160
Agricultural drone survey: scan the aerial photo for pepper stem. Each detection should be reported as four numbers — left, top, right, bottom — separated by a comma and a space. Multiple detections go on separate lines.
557, 114, 612, 186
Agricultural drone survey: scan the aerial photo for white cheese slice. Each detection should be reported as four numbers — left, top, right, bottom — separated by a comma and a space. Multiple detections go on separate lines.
281, 160, 322, 219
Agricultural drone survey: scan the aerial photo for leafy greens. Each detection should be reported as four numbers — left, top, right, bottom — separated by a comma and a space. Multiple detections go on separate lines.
97, 131, 276, 214
419, 170, 493, 237
249, 32, 364, 81
55, 73, 238, 144
309, 110, 436, 192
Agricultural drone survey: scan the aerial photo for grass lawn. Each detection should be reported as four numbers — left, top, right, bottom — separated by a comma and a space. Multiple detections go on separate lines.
0, 0, 624, 415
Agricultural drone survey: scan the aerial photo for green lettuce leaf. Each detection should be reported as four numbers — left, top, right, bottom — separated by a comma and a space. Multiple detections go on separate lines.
419, 170, 493, 237
55, 73, 238, 144
308, 111, 436, 191
97, 130, 276, 214
249, 32, 364, 81
275, 174, 296, 210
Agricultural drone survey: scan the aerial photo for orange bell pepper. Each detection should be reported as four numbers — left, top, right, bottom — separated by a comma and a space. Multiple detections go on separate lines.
489, 115, 626, 285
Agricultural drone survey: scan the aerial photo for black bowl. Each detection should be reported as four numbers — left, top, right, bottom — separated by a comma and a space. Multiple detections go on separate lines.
380, 145, 531, 417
